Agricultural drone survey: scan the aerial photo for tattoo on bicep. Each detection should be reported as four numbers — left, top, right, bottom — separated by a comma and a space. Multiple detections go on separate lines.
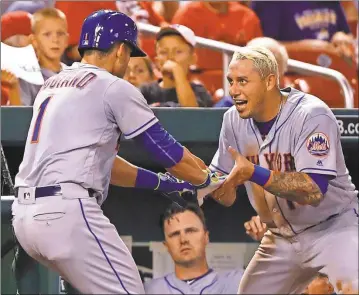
265, 172, 323, 206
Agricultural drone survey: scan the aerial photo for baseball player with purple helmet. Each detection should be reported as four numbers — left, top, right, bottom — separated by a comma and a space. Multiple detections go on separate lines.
210, 46, 358, 294
12, 10, 222, 294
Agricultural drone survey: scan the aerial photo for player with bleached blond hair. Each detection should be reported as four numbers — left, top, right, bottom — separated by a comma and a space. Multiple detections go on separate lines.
210, 46, 358, 294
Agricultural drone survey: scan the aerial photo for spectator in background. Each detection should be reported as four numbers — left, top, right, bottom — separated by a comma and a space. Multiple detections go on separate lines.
5, 0, 47, 14
17, 7, 68, 106
144, 203, 244, 294
1, 11, 32, 48
55, 1, 118, 65
171, 1, 262, 70
151, 1, 180, 23
251, 1, 355, 61
214, 37, 289, 107
124, 57, 156, 88
1, 11, 33, 105
140, 25, 212, 107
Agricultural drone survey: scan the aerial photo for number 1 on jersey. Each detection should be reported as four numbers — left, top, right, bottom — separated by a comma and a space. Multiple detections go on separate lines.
31, 96, 52, 143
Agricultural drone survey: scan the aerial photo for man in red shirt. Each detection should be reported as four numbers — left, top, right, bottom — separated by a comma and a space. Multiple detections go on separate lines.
172, 1, 263, 70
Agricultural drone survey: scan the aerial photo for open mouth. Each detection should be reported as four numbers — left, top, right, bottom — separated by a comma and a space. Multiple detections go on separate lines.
234, 99, 248, 106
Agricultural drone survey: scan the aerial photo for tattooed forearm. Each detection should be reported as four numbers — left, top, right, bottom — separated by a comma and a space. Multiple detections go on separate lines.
264, 172, 323, 206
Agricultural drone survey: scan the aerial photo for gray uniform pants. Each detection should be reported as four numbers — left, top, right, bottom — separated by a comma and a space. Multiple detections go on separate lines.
238, 207, 359, 294
12, 194, 144, 294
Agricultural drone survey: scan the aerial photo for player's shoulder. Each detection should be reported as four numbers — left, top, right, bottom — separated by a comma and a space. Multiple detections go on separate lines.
286, 87, 335, 120
215, 269, 244, 293
217, 268, 244, 280
144, 276, 168, 293
63, 62, 118, 85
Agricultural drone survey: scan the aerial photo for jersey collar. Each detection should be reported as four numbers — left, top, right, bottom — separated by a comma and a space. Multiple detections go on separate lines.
254, 87, 306, 150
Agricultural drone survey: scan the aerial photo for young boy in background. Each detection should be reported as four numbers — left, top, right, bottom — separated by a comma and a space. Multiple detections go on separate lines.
19, 7, 68, 106
140, 24, 212, 107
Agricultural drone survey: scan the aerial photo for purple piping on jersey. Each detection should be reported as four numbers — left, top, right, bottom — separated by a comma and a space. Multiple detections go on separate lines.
124, 117, 157, 137
200, 278, 218, 294
249, 120, 261, 148
273, 94, 305, 135
164, 276, 184, 294
78, 200, 131, 295
187, 269, 214, 284
299, 168, 337, 173
209, 164, 229, 175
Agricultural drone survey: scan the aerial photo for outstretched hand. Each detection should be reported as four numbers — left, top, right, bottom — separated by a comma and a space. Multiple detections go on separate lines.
226, 146, 255, 186
211, 146, 254, 206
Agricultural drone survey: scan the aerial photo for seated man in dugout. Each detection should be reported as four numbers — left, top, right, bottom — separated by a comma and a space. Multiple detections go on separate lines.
139, 24, 213, 107
144, 203, 244, 294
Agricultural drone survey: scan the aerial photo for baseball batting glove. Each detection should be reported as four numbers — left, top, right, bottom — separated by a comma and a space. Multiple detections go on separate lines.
155, 172, 195, 207
194, 170, 226, 206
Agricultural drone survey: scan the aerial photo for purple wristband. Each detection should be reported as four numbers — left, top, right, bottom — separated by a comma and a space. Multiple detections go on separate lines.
249, 165, 271, 186
135, 168, 159, 190
135, 168, 188, 192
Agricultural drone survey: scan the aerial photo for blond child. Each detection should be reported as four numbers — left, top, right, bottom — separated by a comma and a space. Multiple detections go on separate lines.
19, 8, 68, 105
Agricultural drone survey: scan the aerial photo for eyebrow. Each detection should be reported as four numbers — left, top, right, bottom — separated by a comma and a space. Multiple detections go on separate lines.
167, 226, 200, 237
227, 75, 249, 80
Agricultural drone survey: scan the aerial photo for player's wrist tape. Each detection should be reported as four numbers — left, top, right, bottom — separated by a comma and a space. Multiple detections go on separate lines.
249, 165, 271, 186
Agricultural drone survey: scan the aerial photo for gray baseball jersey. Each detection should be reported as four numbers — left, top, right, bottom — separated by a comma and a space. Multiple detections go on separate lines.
210, 87, 358, 294
144, 269, 244, 294
15, 62, 158, 205
12, 62, 159, 294
210, 87, 357, 237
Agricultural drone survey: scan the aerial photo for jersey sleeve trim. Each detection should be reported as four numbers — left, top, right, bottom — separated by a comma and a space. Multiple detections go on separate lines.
123, 117, 159, 139
209, 164, 230, 175
299, 167, 337, 176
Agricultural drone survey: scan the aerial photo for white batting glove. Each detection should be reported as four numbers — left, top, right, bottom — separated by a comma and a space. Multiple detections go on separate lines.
194, 170, 226, 206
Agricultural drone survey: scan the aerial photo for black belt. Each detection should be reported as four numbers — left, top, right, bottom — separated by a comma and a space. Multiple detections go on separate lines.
15, 185, 62, 199
15, 186, 96, 199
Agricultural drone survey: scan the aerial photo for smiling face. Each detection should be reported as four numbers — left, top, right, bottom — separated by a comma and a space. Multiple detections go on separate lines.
163, 210, 209, 267
227, 58, 271, 119
32, 17, 68, 60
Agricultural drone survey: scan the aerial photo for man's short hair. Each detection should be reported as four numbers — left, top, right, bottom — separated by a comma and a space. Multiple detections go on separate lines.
160, 203, 207, 236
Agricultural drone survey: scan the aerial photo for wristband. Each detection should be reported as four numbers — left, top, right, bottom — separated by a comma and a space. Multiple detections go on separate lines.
135, 168, 188, 193
194, 172, 211, 189
249, 165, 271, 186
135, 168, 160, 190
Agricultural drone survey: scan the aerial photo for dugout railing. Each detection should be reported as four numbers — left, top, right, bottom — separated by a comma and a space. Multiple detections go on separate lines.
137, 23, 355, 108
